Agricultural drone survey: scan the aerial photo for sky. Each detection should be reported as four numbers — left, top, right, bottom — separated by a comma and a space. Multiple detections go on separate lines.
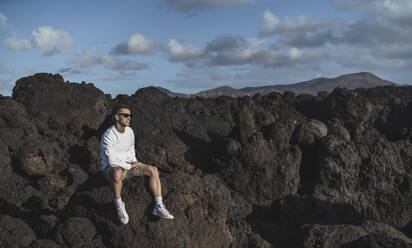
1, 0, 412, 97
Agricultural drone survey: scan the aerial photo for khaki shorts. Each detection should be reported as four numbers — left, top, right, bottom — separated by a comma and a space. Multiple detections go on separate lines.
103, 163, 146, 184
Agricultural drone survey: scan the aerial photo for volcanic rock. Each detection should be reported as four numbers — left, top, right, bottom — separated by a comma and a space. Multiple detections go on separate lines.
0, 214, 37, 248
0, 73, 411, 248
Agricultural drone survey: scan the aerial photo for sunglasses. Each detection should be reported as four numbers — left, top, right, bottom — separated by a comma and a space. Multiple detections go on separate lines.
118, 113, 132, 118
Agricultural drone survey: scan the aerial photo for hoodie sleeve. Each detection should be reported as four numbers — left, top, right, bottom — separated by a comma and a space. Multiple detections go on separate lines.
127, 144, 138, 163
101, 132, 131, 170
127, 129, 138, 163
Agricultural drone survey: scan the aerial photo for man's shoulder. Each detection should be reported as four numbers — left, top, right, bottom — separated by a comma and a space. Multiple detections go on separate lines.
102, 125, 115, 136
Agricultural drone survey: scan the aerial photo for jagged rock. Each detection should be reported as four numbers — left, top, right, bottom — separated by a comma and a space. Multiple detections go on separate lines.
327, 117, 351, 142
85, 136, 101, 174
0, 214, 37, 248
1, 73, 412, 247
292, 119, 328, 147
0, 140, 12, 184
0, 173, 42, 207
0, 98, 38, 151
224, 138, 242, 154
55, 217, 97, 247
12, 73, 109, 133
66, 163, 88, 185
300, 220, 412, 248
345, 233, 412, 248
33, 215, 59, 237
28, 239, 61, 248
302, 224, 366, 248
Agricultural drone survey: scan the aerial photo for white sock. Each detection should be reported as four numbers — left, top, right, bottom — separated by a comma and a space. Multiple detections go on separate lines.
154, 196, 163, 207
114, 198, 122, 206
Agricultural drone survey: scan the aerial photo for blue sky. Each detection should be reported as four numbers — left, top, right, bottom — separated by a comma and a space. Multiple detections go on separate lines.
1, 0, 412, 96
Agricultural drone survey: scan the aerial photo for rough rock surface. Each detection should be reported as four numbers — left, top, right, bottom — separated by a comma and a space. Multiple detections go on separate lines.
0, 73, 411, 247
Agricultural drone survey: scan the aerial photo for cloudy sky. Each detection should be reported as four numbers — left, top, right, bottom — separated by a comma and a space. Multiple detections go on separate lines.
1, 0, 412, 96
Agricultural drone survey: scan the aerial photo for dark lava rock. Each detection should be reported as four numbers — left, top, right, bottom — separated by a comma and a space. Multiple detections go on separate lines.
12, 73, 109, 133
292, 119, 328, 147
0, 214, 37, 248
33, 215, 59, 237
0, 140, 12, 184
1, 73, 412, 247
55, 217, 97, 247
28, 239, 61, 248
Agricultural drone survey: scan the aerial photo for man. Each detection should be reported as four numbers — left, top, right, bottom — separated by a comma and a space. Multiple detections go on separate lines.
100, 105, 174, 224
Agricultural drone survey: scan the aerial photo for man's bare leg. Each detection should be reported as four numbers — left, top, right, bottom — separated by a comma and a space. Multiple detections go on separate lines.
112, 167, 129, 224
142, 166, 161, 197
113, 167, 123, 199
142, 165, 174, 219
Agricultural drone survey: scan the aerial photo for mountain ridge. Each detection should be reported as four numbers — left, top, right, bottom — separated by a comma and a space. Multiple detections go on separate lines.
156, 72, 397, 98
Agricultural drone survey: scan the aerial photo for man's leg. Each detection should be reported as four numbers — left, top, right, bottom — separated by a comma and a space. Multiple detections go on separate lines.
112, 167, 123, 199
141, 166, 161, 197
141, 165, 174, 219
111, 167, 129, 224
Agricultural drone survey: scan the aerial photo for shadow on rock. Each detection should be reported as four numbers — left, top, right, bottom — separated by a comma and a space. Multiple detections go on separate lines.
401, 221, 412, 239
75, 173, 107, 192
174, 129, 226, 174
246, 195, 363, 247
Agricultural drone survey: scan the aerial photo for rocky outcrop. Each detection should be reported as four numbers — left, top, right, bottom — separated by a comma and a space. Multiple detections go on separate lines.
0, 73, 411, 247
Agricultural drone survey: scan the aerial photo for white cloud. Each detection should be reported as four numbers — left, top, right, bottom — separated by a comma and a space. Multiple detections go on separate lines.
334, 0, 412, 27
101, 55, 148, 71
166, 39, 206, 63
32, 26, 74, 55
260, 11, 335, 37
70, 51, 148, 71
334, 44, 412, 70
111, 33, 157, 55
161, 0, 252, 12
4, 26, 74, 55
71, 51, 101, 68
340, 17, 412, 45
4, 37, 33, 51
166, 35, 329, 69
0, 12, 7, 28
251, 45, 328, 69
378, 0, 412, 24
260, 11, 339, 48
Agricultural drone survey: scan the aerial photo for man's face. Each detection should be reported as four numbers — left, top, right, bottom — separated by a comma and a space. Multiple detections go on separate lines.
115, 108, 132, 127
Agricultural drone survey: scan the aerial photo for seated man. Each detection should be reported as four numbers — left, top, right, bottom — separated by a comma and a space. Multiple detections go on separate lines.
100, 105, 174, 224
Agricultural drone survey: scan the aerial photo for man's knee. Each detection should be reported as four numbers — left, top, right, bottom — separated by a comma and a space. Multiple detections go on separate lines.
113, 168, 123, 183
148, 166, 159, 177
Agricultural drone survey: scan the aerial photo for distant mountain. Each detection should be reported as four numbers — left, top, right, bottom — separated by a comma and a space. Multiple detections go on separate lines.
155, 86, 189, 98
195, 85, 248, 98
154, 85, 248, 98
239, 72, 397, 96
154, 72, 397, 98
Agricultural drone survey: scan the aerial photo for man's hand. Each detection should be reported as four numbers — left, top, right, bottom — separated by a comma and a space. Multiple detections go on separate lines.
130, 162, 142, 168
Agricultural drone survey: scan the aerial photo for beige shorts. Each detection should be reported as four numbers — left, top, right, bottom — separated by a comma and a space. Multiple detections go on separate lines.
103, 163, 146, 184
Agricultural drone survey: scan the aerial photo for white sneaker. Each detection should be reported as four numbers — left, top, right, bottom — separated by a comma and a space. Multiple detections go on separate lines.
153, 204, 174, 219
115, 200, 129, 224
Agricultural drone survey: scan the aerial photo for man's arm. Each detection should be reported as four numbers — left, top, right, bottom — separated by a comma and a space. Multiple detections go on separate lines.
126, 129, 138, 166
127, 143, 138, 163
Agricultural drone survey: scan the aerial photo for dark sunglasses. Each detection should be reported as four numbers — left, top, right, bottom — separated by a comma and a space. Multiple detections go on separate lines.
118, 113, 132, 118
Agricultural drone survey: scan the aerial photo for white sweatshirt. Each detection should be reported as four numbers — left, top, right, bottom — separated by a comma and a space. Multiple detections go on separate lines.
100, 125, 137, 172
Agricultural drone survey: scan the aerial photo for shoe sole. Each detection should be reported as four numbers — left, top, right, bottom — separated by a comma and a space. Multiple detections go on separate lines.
153, 213, 174, 219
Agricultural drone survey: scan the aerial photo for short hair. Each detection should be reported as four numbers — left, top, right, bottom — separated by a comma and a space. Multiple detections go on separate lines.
113, 104, 131, 115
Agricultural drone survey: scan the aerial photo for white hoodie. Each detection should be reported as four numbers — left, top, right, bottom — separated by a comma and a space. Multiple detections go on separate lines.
100, 125, 137, 171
